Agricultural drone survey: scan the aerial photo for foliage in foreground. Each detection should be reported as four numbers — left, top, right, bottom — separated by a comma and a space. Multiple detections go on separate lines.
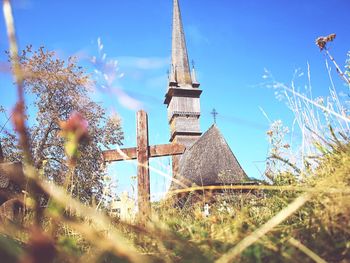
1, 1, 349, 262
1, 46, 124, 204
0, 141, 349, 262
155, 142, 350, 262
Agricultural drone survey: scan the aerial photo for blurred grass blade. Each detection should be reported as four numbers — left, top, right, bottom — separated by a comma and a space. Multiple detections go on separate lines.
216, 193, 311, 263
168, 184, 349, 195
40, 179, 148, 263
288, 237, 327, 263
3, 0, 22, 84
0, 235, 24, 261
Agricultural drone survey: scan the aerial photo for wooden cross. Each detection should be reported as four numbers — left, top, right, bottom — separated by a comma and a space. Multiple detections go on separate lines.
211, 108, 218, 124
102, 110, 186, 222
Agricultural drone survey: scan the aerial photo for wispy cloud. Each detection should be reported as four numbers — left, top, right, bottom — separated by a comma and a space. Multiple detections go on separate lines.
51, 38, 169, 109
89, 37, 143, 111
111, 87, 143, 111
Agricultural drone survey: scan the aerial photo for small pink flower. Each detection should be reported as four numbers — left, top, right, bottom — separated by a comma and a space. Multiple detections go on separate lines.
60, 112, 89, 143
11, 102, 26, 133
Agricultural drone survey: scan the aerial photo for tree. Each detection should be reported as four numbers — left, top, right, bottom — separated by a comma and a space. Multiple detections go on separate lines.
1, 46, 124, 204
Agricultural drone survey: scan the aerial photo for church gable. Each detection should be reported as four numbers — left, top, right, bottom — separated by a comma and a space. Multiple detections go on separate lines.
172, 125, 248, 190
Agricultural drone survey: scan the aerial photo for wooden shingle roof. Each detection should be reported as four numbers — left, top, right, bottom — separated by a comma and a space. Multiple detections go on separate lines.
171, 125, 248, 190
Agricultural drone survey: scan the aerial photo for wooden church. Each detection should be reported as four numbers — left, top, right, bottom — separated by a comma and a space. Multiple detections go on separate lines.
165, 0, 248, 191
0, 0, 251, 221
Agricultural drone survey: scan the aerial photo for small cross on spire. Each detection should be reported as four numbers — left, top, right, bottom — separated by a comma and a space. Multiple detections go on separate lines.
211, 108, 218, 124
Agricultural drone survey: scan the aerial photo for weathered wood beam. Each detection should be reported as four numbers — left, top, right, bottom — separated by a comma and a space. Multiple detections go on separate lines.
101, 110, 188, 224
150, 143, 185, 158
136, 110, 151, 222
102, 143, 186, 162
103, 147, 137, 161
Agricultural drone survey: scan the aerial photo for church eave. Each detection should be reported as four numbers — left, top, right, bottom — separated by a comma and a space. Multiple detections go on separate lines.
170, 131, 202, 142
168, 111, 200, 123
164, 87, 202, 105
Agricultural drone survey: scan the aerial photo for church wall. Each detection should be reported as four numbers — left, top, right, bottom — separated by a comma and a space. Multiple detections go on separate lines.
170, 116, 200, 134
168, 96, 200, 121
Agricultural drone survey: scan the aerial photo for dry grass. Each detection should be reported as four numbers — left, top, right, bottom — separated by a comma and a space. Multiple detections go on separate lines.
1, 1, 350, 262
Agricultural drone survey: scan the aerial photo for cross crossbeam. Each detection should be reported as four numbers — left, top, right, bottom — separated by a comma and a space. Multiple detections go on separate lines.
103, 143, 186, 162
211, 108, 218, 124
102, 110, 186, 223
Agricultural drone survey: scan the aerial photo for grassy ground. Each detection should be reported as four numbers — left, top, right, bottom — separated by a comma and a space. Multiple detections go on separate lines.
1, 1, 349, 262
1, 142, 349, 262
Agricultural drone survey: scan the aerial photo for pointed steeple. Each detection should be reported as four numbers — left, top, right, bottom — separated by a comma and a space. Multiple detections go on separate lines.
164, 0, 202, 146
171, 0, 192, 85
191, 61, 200, 88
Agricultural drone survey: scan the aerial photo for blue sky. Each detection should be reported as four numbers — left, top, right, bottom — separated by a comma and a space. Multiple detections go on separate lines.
1, 0, 349, 200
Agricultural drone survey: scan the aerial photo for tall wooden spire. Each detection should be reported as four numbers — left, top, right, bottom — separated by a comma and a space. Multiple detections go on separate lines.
165, 0, 203, 176
171, 0, 192, 85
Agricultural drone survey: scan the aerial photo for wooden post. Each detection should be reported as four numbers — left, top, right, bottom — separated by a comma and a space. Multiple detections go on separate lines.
136, 110, 151, 222
172, 155, 179, 179
102, 110, 186, 223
